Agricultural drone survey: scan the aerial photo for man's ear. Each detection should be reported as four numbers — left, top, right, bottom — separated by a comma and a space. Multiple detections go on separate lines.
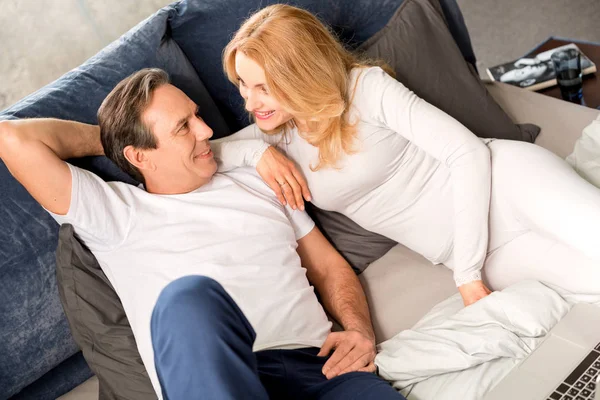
123, 146, 155, 172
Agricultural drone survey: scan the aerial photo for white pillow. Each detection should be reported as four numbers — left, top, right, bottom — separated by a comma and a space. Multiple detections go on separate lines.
566, 115, 600, 187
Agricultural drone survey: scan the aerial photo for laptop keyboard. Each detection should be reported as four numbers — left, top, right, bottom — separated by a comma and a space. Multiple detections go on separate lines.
547, 342, 600, 400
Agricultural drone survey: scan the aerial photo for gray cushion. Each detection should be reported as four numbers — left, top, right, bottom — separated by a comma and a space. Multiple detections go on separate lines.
356, 0, 540, 142
306, 204, 397, 274
56, 225, 156, 400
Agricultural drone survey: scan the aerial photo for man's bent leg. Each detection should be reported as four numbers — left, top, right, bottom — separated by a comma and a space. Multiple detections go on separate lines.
151, 276, 269, 400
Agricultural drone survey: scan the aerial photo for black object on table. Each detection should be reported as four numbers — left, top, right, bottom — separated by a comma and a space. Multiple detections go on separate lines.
525, 37, 600, 110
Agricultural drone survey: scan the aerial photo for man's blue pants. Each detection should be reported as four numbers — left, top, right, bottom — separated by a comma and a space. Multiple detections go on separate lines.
150, 276, 405, 400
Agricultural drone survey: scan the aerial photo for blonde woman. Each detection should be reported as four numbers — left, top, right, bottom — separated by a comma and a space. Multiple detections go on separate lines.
213, 4, 600, 308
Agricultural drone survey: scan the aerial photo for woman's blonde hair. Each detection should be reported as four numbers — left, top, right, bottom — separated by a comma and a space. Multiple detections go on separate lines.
223, 4, 393, 170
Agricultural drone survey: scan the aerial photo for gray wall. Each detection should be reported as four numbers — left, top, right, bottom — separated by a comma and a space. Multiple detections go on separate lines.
458, 0, 600, 75
0, 0, 172, 110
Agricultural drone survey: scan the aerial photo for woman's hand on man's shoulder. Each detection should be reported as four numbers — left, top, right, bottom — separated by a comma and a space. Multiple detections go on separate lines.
257, 146, 312, 211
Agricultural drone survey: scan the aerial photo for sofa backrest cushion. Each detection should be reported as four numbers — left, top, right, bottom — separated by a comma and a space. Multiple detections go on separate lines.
0, 6, 228, 398
169, 0, 477, 132
0, 171, 80, 399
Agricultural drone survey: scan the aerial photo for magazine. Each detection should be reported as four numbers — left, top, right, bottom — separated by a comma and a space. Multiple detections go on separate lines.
486, 43, 597, 91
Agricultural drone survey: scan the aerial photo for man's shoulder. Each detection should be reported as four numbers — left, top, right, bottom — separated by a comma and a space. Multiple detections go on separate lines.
67, 163, 148, 215
106, 180, 145, 193
69, 163, 142, 193
218, 166, 262, 182
217, 167, 282, 205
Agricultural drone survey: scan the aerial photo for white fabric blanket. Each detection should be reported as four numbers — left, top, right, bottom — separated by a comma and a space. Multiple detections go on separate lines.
375, 280, 600, 400
566, 114, 600, 187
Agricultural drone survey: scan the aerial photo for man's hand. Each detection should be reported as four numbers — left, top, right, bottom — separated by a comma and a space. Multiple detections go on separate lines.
256, 146, 311, 210
317, 331, 377, 379
458, 280, 492, 307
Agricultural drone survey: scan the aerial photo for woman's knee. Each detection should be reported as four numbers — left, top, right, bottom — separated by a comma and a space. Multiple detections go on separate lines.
488, 139, 536, 164
489, 139, 566, 170
488, 139, 574, 190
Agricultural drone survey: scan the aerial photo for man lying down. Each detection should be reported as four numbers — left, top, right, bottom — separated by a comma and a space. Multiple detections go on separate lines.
0, 69, 404, 400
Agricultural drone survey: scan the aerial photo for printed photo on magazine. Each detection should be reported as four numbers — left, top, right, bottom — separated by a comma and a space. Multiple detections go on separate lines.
486, 43, 597, 91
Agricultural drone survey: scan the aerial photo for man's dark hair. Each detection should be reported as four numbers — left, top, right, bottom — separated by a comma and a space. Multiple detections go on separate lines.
97, 68, 169, 183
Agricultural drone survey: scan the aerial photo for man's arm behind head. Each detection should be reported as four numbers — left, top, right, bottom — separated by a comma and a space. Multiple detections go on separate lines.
0, 119, 103, 215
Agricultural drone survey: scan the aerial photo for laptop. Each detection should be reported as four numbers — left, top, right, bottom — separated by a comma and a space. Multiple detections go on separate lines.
484, 303, 600, 400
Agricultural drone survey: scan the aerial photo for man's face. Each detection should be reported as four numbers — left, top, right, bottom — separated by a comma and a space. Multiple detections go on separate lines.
142, 84, 217, 192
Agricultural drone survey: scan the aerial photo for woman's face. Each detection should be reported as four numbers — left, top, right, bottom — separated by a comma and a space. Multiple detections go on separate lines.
235, 52, 294, 132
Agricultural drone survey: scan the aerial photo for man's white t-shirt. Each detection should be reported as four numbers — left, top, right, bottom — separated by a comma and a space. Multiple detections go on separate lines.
50, 164, 332, 398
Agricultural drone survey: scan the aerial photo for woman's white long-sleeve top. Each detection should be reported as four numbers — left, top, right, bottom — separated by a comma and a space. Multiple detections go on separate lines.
213, 67, 492, 286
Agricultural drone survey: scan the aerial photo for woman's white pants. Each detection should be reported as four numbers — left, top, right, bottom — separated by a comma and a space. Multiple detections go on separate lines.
481, 139, 600, 294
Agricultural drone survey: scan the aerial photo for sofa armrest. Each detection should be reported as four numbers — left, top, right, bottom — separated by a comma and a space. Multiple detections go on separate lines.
486, 81, 600, 158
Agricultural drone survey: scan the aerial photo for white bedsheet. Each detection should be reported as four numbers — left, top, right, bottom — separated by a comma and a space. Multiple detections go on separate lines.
375, 280, 600, 400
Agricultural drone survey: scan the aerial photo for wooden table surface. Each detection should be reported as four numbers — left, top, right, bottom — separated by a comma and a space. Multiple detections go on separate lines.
525, 38, 600, 109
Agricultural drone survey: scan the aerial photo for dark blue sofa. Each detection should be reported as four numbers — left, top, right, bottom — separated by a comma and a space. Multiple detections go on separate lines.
0, 0, 475, 398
